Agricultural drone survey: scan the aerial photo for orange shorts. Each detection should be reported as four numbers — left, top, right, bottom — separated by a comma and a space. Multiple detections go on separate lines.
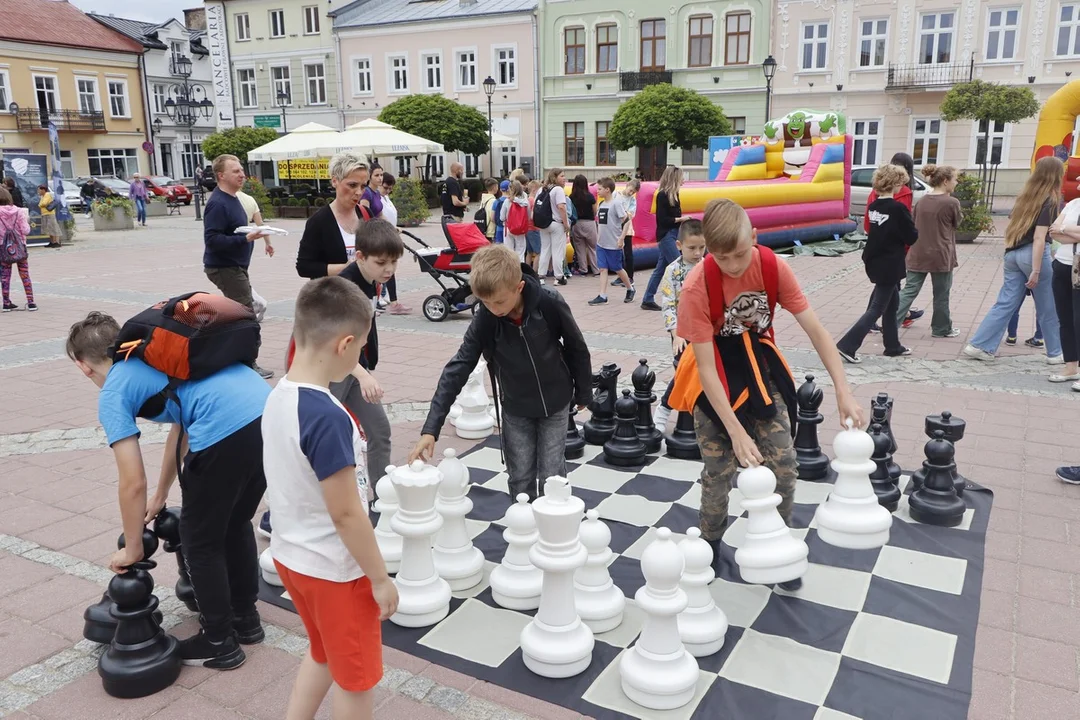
274, 561, 384, 692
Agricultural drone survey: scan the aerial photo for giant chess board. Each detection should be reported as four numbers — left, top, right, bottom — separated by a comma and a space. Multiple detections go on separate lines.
259, 437, 993, 720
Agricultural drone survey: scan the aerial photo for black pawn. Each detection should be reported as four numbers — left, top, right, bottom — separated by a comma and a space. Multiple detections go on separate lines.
153, 507, 198, 613
666, 411, 701, 460
84, 530, 162, 643
631, 359, 663, 454
603, 390, 647, 466
870, 401, 902, 482
99, 528, 181, 698
908, 430, 966, 528
869, 423, 901, 512
583, 363, 620, 445
794, 374, 829, 480
565, 407, 586, 460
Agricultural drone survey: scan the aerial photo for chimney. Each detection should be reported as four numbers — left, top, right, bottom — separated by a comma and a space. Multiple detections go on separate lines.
460, 0, 478, 7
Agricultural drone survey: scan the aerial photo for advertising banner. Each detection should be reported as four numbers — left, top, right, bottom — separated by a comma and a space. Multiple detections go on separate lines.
2, 153, 50, 245
204, 1, 235, 129
277, 158, 330, 180
48, 121, 73, 223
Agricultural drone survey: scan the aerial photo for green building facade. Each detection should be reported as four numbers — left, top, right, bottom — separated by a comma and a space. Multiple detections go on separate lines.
538, 0, 771, 180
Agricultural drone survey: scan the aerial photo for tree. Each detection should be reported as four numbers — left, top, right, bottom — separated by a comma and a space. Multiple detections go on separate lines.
201, 127, 280, 165
940, 80, 1039, 166
608, 84, 731, 151
379, 95, 490, 156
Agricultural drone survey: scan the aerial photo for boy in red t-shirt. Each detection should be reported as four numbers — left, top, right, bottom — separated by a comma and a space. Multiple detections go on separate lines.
670, 199, 863, 588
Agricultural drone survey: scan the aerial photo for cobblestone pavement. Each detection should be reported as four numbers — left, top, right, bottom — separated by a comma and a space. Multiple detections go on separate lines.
0, 213, 1078, 719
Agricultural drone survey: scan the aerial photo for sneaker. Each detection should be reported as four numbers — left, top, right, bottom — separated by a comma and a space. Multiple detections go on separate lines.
654, 404, 672, 432
2, 302, 16, 312
963, 344, 995, 362
1026, 337, 1045, 349
1047, 354, 1065, 365
1056, 466, 1080, 485
556, 277, 567, 286
257, 511, 272, 538
640, 301, 662, 311
777, 577, 803, 592
1072, 380, 1080, 393
932, 329, 961, 338
253, 363, 274, 379
624, 286, 636, 303
884, 346, 912, 357
1005, 336, 1017, 346
837, 347, 861, 364
178, 631, 246, 669
907, 309, 925, 321
587, 295, 608, 305
611, 278, 624, 287
232, 612, 265, 645
869, 324, 881, 334
1049, 373, 1080, 383
901, 318, 915, 329
26, 303, 37, 312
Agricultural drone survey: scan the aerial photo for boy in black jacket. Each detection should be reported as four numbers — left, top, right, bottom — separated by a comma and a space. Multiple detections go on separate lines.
409, 244, 592, 501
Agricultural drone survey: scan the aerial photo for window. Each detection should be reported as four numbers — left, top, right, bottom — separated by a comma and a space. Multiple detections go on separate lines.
730, 116, 746, 134
456, 50, 476, 89
975, 119, 1007, 165
858, 19, 888, 67
237, 68, 257, 108
724, 12, 750, 65
422, 53, 442, 92
60, 150, 73, 179
682, 147, 705, 165
918, 12, 954, 64
107, 80, 128, 117
355, 58, 372, 94
235, 12, 250, 41
464, 154, 480, 178
689, 15, 714, 67
852, 119, 881, 165
305, 63, 326, 105
271, 65, 291, 105
389, 54, 409, 93
596, 122, 616, 166
0, 71, 9, 110
985, 8, 1019, 61
500, 145, 517, 177
801, 22, 829, 70
597, 24, 618, 73
640, 19, 666, 71
170, 40, 185, 62
912, 118, 942, 165
565, 27, 585, 74
87, 148, 138, 178
181, 142, 203, 179
1058, 4, 1080, 57
396, 156, 412, 178
427, 154, 445, 179
269, 9, 285, 38
495, 46, 516, 87
77, 78, 99, 114
303, 5, 320, 35
160, 143, 172, 177
34, 75, 59, 113
564, 122, 585, 166
152, 83, 166, 114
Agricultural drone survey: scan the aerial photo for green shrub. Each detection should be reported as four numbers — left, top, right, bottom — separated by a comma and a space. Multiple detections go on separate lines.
299, 197, 311, 207
314, 197, 327, 207
271, 197, 282, 206
959, 202, 995, 235
92, 195, 135, 220
286, 197, 299, 207
392, 177, 432, 227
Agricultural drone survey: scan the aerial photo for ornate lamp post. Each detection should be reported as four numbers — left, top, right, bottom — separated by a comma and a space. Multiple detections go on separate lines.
483, 75, 496, 177
277, 90, 291, 186
152, 117, 164, 175
164, 54, 213, 220
762, 55, 777, 123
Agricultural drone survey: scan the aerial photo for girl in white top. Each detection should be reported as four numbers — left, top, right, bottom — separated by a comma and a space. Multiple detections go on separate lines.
539, 167, 569, 286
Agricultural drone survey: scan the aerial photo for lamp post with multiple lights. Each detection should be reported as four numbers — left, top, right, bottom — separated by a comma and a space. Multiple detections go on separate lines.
163, 54, 213, 220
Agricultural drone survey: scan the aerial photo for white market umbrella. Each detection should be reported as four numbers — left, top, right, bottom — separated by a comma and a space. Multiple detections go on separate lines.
490, 131, 517, 148
317, 118, 445, 157
246, 122, 344, 162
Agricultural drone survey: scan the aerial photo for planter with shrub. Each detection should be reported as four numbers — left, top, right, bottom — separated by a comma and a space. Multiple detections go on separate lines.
952, 173, 981, 210
91, 196, 135, 231
956, 202, 995, 243
279, 196, 308, 219
146, 196, 169, 217
392, 178, 432, 227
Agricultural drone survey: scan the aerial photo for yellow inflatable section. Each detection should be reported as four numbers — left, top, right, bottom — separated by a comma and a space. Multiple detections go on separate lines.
1032, 79, 1080, 168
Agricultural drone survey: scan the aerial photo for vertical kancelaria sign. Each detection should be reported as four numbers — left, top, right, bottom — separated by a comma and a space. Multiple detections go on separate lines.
204, 1, 235, 129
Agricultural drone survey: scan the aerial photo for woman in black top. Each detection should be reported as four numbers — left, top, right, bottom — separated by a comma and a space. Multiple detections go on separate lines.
569, 174, 599, 275
295, 157, 367, 278
837, 165, 918, 362
641, 165, 690, 310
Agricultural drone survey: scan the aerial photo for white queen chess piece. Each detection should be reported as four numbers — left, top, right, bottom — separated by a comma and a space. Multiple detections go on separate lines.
453, 359, 495, 439
574, 510, 625, 633
373, 465, 402, 574
620, 528, 700, 710
433, 450, 485, 591
519, 477, 595, 678
814, 420, 893, 549
677, 528, 728, 657
490, 493, 543, 610
733, 465, 809, 585
389, 461, 452, 627
259, 547, 283, 587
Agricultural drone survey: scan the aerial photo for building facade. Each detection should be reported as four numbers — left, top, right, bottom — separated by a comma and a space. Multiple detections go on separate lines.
770, 0, 1080, 196
0, 0, 150, 180
539, 0, 772, 180
331, 0, 539, 181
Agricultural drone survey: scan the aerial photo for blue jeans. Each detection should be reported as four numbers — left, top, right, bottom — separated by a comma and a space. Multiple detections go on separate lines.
969, 244, 1061, 357
643, 229, 680, 303
1007, 291, 1043, 340
134, 197, 146, 224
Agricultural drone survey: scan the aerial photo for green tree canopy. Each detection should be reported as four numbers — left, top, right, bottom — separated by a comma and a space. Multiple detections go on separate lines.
201, 127, 280, 165
940, 80, 1040, 127
379, 95, 490, 156
608, 84, 731, 151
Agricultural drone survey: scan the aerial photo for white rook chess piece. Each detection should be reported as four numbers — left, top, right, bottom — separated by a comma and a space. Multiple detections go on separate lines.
620, 528, 699, 710
454, 360, 495, 439
490, 494, 543, 610
373, 465, 402, 574
677, 528, 728, 657
734, 465, 809, 585
389, 461, 452, 627
259, 547, 283, 587
574, 510, 626, 633
520, 477, 595, 678
433, 450, 485, 591
814, 420, 893, 549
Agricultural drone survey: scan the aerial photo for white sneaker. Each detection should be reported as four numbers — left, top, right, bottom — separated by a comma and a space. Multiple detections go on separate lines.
1048, 373, 1080, 383
1072, 380, 1080, 393
1046, 354, 1065, 365
653, 404, 672, 432
962, 344, 995, 362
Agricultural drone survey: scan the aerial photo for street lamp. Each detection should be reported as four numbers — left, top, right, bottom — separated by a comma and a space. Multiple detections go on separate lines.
152, 118, 164, 175
165, 55, 214, 220
7, 101, 17, 114
762, 55, 777, 123
276, 90, 290, 133
483, 75, 496, 177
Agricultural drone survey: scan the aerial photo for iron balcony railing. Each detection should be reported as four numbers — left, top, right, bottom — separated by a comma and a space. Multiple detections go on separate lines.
14, 108, 106, 132
886, 55, 974, 90
620, 70, 673, 92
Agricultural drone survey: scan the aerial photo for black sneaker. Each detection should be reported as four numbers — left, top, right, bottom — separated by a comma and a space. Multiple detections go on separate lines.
26, 303, 37, 312
1056, 466, 1080, 485
777, 577, 803, 592
257, 510, 272, 539
883, 346, 912, 357
624, 286, 636, 303
587, 295, 608, 305
907, 308, 925, 321
611, 278, 624, 287
1005, 336, 1017, 346
837, 347, 861, 364
179, 631, 246, 669
640, 301, 662, 311
2, 302, 16, 312
233, 612, 265, 645
253, 363, 274, 379
556, 277, 568, 286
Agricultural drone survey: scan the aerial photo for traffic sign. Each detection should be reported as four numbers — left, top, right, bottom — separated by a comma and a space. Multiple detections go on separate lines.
254, 115, 282, 129
142, 141, 154, 154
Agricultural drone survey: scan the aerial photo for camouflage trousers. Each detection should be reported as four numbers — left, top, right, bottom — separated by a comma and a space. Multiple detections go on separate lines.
693, 393, 798, 541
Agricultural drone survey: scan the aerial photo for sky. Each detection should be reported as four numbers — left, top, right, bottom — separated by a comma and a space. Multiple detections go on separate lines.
68, 0, 192, 24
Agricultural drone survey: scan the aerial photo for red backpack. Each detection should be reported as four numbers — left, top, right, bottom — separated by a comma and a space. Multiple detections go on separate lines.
506, 200, 530, 236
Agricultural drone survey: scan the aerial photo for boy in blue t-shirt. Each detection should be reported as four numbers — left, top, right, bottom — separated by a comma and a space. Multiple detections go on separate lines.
67, 311, 271, 671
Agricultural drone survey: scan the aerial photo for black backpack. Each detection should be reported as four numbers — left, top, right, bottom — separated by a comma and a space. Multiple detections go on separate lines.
473, 205, 489, 234
532, 187, 554, 229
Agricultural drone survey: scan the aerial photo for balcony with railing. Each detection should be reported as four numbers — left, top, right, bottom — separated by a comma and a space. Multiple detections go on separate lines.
886, 55, 974, 91
620, 70, 673, 92
14, 108, 106, 132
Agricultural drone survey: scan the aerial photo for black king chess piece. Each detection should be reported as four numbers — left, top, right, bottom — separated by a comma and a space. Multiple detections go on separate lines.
908, 430, 966, 528
911, 410, 966, 495
153, 507, 198, 613
604, 390, 648, 466
666, 411, 701, 460
793, 374, 829, 480
84, 531, 163, 644
631, 359, 663, 453
583, 362, 620, 445
98, 527, 181, 698
870, 393, 901, 482
565, 406, 586, 460
869, 423, 901, 512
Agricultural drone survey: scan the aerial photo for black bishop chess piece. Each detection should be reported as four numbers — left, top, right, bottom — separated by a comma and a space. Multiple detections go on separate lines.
908, 430, 966, 528
631, 359, 663, 454
84, 531, 163, 644
870, 394, 902, 482
911, 411, 966, 496
794, 374, 829, 480
565, 406, 586, 460
869, 423, 901, 512
583, 363, 620, 445
153, 507, 198, 613
604, 390, 647, 466
665, 411, 701, 460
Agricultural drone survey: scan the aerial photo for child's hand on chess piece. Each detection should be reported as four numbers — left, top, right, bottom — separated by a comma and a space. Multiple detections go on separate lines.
732, 428, 765, 468
372, 577, 400, 620
836, 390, 864, 429
408, 434, 436, 463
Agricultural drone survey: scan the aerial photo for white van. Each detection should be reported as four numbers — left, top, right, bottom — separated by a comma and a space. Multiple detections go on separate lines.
849, 166, 928, 219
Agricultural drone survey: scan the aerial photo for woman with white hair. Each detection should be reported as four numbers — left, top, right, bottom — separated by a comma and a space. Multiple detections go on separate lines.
296, 152, 369, 277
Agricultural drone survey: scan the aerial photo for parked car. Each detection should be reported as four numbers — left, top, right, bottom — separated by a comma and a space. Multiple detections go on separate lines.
144, 176, 192, 205
849, 166, 928, 218
60, 179, 83, 210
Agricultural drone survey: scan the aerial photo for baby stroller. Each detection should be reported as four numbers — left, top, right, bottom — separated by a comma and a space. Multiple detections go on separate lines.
400, 215, 491, 322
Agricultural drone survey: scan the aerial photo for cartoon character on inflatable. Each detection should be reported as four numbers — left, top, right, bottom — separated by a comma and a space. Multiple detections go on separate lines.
763, 110, 846, 175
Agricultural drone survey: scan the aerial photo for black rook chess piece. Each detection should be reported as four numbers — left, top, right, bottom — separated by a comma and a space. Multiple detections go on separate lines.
910, 410, 966, 494
868, 423, 901, 512
604, 390, 648, 466
908, 431, 966, 528
583, 363, 620, 445
665, 411, 701, 460
631, 359, 663, 454
794, 374, 829, 480
83, 530, 163, 644
153, 507, 198, 613
98, 528, 181, 699
565, 406, 586, 460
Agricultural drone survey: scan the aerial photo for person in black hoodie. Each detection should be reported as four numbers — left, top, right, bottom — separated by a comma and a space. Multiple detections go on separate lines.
836, 164, 918, 363
408, 244, 592, 502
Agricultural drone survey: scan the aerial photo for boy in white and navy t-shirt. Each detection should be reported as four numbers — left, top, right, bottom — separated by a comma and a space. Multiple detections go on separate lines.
262, 276, 398, 718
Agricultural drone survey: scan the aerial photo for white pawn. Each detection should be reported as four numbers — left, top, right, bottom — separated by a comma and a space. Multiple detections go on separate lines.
490, 493, 543, 610
734, 465, 809, 585
389, 460, 452, 627
373, 465, 402, 574
259, 547, 283, 587
574, 510, 626, 633
814, 419, 893, 549
433, 450, 485, 591
455, 360, 495, 439
619, 528, 699, 710
677, 528, 728, 657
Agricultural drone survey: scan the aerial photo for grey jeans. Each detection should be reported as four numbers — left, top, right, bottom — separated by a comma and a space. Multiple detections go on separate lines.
330, 374, 391, 498
501, 403, 569, 502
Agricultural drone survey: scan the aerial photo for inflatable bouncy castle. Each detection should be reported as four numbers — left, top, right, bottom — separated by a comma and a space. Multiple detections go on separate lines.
1032, 80, 1080, 202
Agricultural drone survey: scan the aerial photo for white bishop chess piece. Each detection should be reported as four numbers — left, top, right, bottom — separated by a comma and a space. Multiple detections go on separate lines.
373, 465, 402, 574
574, 510, 625, 633
433, 449, 485, 591
814, 419, 893, 549
490, 493, 543, 610
734, 465, 809, 588
259, 547, 283, 587
677, 528, 728, 657
619, 528, 700, 711
389, 460, 452, 627
454, 359, 495, 439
